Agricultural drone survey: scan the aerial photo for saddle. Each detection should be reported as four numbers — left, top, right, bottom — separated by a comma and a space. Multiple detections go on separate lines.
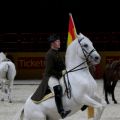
32, 92, 54, 104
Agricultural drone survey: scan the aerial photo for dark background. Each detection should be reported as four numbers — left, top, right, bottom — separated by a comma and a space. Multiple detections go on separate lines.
0, 1, 120, 32
0, 1, 120, 52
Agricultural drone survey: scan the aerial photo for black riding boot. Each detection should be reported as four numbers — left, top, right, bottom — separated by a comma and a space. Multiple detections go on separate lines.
53, 85, 71, 119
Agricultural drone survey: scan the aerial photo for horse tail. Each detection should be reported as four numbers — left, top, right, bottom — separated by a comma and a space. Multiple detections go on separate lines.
7, 61, 16, 81
12, 106, 24, 120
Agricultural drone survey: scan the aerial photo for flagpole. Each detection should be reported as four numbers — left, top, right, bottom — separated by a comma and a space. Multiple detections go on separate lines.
68, 13, 77, 36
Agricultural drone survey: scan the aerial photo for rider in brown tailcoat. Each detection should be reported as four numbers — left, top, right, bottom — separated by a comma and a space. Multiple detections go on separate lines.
31, 34, 71, 118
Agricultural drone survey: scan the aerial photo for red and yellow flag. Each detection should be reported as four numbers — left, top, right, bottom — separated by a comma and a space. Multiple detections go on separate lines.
67, 13, 77, 46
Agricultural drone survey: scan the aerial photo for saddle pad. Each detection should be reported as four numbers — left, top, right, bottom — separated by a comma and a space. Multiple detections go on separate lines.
32, 93, 54, 104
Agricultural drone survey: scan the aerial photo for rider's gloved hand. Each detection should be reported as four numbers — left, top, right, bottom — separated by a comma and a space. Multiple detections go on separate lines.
62, 70, 67, 76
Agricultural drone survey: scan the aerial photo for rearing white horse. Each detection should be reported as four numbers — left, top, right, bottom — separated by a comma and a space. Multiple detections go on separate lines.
13, 33, 106, 120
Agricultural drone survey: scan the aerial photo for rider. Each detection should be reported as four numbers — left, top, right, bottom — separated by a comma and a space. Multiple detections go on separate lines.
31, 34, 71, 119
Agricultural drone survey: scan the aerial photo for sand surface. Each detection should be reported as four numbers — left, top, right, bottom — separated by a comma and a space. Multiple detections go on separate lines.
0, 79, 120, 120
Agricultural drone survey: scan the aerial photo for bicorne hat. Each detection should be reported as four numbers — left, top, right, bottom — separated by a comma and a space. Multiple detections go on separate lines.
48, 34, 60, 43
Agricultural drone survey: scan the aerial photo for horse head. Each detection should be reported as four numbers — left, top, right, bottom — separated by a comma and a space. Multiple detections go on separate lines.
65, 33, 101, 70
77, 33, 101, 65
0, 52, 7, 62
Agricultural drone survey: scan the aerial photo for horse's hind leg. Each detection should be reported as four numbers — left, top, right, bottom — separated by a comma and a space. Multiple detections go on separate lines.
111, 81, 118, 104
8, 79, 14, 103
105, 90, 109, 104
8, 78, 14, 103
104, 80, 110, 104
1, 80, 6, 101
8, 86, 12, 103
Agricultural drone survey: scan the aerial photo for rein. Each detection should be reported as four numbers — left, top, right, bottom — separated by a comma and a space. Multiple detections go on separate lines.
64, 37, 96, 99
63, 60, 89, 99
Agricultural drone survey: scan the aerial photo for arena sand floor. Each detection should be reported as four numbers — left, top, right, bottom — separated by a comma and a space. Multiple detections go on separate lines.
0, 79, 120, 120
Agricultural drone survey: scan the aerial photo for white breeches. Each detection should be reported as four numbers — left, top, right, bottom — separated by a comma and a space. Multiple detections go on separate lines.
48, 76, 59, 93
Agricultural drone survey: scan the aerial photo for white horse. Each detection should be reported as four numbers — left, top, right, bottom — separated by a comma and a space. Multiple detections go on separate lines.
0, 52, 16, 103
13, 33, 106, 120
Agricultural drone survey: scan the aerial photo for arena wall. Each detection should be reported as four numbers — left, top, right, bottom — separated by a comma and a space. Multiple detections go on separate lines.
6, 51, 120, 80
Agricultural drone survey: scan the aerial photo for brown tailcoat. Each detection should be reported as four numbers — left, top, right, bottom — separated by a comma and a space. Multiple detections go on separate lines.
31, 49, 65, 101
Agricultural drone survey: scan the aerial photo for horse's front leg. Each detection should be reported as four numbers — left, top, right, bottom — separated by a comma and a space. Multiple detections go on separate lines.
92, 94, 106, 120
111, 80, 118, 104
83, 94, 106, 120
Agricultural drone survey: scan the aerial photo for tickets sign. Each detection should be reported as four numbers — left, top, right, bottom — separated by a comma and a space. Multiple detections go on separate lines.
17, 57, 45, 69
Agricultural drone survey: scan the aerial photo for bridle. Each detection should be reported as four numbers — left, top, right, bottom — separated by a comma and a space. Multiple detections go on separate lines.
63, 37, 97, 99
78, 37, 96, 63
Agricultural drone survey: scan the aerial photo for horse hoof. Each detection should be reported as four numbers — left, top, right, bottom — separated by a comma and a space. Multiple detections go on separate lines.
8, 99, 12, 103
114, 101, 117, 104
107, 101, 110, 104
9, 101, 12, 103
5, 89, 8, 94
1, 98, 4, 101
